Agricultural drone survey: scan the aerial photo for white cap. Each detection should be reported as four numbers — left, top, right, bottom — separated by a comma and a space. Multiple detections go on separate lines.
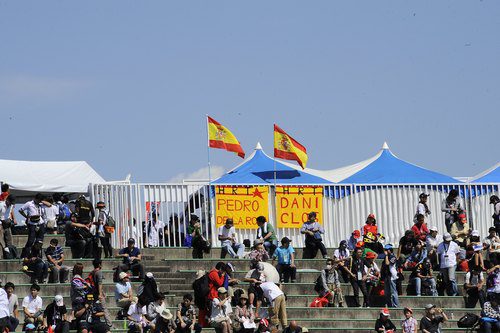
429, 226, 438, 232
443, 233, 452, 241
471, 230, 480, 237
146, 272, 154, 278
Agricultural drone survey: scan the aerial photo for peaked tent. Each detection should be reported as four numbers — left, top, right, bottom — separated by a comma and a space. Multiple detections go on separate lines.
212, 143, 332, 185
471, 162, 500, 183
0, 159, 105, 195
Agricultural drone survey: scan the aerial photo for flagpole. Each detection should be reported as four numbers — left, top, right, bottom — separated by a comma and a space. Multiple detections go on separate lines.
206, 115, 212, 184
273, 124, 277, 188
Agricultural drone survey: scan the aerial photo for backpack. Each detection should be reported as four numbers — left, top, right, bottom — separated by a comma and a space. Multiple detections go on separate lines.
457, 313, 479, 328
314, 269, 328, 293
58, 204, 72, 222
3, 245, 19, 259
192, 273, 210, 309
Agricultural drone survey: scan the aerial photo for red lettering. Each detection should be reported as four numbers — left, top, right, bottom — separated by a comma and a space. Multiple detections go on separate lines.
280, 197, 289, 209
291, 198, 299, 209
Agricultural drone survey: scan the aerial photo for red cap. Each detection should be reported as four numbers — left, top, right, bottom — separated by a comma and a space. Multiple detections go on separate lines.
368, 213, 376, 219
353, 230, 361, 238
458, 213, 466, 219
381, 308, 390, 316
355, 241, 365, 248
365, 251, 377, 259
259, 318, 269, 328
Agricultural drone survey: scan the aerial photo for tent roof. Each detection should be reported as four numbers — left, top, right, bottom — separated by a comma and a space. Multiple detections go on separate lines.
471, 162, 500, 183
0, 159, 105, 194
212, 143, 333, 185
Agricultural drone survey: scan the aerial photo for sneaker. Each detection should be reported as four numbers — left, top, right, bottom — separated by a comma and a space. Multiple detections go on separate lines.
323, 255, 331, 259
4, 247, 9, 253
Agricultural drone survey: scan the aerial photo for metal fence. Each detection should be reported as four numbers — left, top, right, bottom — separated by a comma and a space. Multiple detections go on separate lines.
90, 182, 499, 249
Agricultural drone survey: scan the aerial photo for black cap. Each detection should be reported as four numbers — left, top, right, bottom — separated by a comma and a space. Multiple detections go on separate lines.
190, 214, 199, 221
419, 193, 429, 199
281, 237, 291, 244
128, 238, 135, 244
490, 195, 499, 204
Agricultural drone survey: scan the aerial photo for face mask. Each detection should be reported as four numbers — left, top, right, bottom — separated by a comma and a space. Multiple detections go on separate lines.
326, 265, 332, 270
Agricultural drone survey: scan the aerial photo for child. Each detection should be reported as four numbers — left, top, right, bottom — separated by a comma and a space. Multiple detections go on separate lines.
401, 307, 417, 333
175, 294, 201, 333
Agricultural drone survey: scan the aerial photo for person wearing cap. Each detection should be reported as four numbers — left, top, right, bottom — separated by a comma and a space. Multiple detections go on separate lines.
345, 248, 369, 308
117, 238, 145, 281
490, 195, 500, 235
219, 218, 245, 259
233, 289, 255, 332
363, 214, 385, 254
45, 238, 70, 283
300, 212, 329, 259
272, 237, 297, 283
409, 258, 437, 296
450, 213, 470, 247
419, 304, 448, 333
22, 240, 48, 284
175, 293, 201, 333
318, 258, 344, 307
209, 287, 233, 333
95, 201, 114, 258
256, 216, 278, 257
347, 230, 362, 251
258, 281, 287, 329
381, 244, 400, 308
22, 284, 43, 327
464, 265, 486, 308
363, 251, 380, 307
416, 193, 431, 218
401, 307, 417, 333
481, 293, 500, 333
243, 261, 266, 318
426, 226, 442, 269
412, 213, 430, 242
39, 295, 69, 333
374, 308, 396, 332
256, 318, 271, 333
441, 189, 463, 232
115, 271, 133, 309
436, 233, 460, 296
249, 239, 270, 262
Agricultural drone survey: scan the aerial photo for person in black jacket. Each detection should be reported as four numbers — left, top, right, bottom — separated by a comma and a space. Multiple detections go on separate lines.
138, 272, 161, 306
374, 308, 396, 332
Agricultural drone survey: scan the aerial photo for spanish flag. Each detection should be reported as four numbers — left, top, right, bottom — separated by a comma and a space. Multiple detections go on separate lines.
274, 124, 308, 169
207, 116, 245, 158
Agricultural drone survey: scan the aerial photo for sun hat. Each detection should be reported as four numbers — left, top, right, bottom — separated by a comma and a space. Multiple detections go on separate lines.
404, 307, 413, 314
254, 239, 264, 246
119, 272, 129, 280
217, 287, 228, 294
160, 308, 173, 320
239, 290, 249, 299
146, 272, 154, 278
471, 230, 480, 237
419, 193, 429, 199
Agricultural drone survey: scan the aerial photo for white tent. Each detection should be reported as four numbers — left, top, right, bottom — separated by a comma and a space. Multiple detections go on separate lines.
0, 159, 105, 195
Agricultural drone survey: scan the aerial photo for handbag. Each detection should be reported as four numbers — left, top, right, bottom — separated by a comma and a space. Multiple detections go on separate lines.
184, 234, 193, 248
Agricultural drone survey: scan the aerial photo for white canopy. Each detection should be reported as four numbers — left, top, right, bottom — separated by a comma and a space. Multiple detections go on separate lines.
0, 159, 105, 194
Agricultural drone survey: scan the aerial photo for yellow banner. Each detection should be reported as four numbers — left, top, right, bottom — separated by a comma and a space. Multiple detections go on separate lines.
276, 186, 323, 228
215, 186, 269, 229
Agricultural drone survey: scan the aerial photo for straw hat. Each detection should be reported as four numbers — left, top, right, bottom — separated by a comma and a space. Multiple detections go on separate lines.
160, 308, 173, 320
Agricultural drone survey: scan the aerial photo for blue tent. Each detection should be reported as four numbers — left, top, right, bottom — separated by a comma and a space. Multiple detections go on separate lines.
212, 143, 333, 185
339, 143, 461, 184
472, 162, 500, 183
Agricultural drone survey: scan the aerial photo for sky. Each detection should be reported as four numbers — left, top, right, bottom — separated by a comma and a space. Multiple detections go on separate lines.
0, 1, 498, 183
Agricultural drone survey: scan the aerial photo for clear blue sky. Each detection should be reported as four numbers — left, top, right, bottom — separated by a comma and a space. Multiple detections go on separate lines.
1, 1, 498, 182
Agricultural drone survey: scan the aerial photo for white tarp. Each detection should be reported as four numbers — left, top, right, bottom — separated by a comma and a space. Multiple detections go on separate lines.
0, 159, 105, 194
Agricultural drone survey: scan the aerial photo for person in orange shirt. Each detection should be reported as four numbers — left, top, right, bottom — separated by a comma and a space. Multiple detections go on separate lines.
363, 214, 384, 254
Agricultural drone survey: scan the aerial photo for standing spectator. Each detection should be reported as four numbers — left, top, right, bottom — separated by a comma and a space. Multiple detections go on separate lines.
258, 282, 287, 329
147, 213, 164, 248
95, 201, 113, 258
45, 238, 70, 283
426, 226, 442, 269
363, 251, 380, 307
117, 238, 145, 281
43, 197, 59, 235
219, 218, 244, 259
300, 212, 328, 259
4, 282, 19, 332
318, 259, 344, 307
490, 195, 500, 235
436, 233, 460, 296
464, 266, 486, 308
0, 281, 9, 333
441, 189, 462, 232
412, 214, 430, 242
256, 216, 278, 257
347, 230, 362, 251
188, 215, 210, 259
0, 194, 16, 257
416, 193, 431, 219
175, 294, 201, 333
89, 259, 105, 301
374, 308, 396, 332
192, 270, 208, 328
39, 295, 69, 333
450, 213, 470, 248
209, 287, 233, 333
65, 212, 91, 259
22, 284, 43, 327
249, 240, 270, 262
401, 307, 417, 333
233, 290, 255, 333
381, 244, 399, 308
0, 184, 9, 201
283, 321, 302, 333
419, 304, 448, 333
22, 241, 48, 284
272, 237, 296, 283
75, 195, 95, 226
208, 262, 227, 301
481, 294, 500, 333
345, 248, 368, 308
19, 193, 51, 258
409, 258, 437, 296
115, 272, 133, 310
73, 196, 95, 258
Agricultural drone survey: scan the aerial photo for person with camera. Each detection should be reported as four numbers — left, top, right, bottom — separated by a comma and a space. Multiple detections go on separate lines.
0, 194, 16, 257
381, 244, 399, 308
450, 213, 470, 248
409, 258, 437, 296
39, 295, 69, 333
19, 193, 53, 259
95, 201, 114, 258
419, 304, 448, 333
436, 233, 460, 296
441, 189, 462, 232
117, 238, 145, 282
300, 212, 329, 259
344, 247, 368, 308
74, 294, 110, 333
22, 241, 48, 284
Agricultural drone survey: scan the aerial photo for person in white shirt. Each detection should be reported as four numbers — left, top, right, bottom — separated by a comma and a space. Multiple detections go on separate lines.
4, 282, 19, 332
426, 226, 442, 269
258, 281, 287, 329
19, 194, 52, 258
147, 214, 165, 248
42, 197, 59, 234
436, 233, 461, 296
218, 219, 244, 259
209, 287, 232, 333
0, 195, 16, 258
464, 266, 486, 308
416, 193, 431, 220
22, 284, 43, 325
127, 297, 151, 333
0, 280, 10, 333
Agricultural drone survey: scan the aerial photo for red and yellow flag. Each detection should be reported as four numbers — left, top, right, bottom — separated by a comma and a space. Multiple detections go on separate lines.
274, 124, 308, 169
207, 116, 245, 158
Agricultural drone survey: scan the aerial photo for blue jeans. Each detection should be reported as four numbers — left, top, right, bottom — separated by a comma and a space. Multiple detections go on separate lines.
441, 266, 458, 296
412, 277, 438, 296
264, 239, 278, 256
221, 241, 244, 258
482, 320, 500, 333
384, 278, 399, 308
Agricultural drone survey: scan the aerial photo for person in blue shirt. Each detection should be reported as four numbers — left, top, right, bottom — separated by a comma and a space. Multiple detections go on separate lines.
272, 237, 297, 283
117, 238, 145, 282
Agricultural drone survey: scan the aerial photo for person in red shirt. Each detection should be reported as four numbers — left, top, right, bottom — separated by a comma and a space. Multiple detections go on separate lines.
0, 184, 10, 201
208, 262, 226, 301
363, 214, 379, 238
411, 214, 430, 241
363, 214, 384, 254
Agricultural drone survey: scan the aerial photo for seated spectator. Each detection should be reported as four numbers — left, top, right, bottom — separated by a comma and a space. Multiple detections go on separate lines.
22, 284, 43, 327
450, 213, 470, 248
138, 272, 161, 306
249, 240, 270, 262
256, 318, 271, 333
145, 293, 165, 331
317, 259, 343, 307
0, 281, 9, 333
209, 287, 232, 333
486, 264, 500, 301
344, 248, 368, 308
39, 295, 70, 333
483, 226, 500, 266
374, 308, 396, 332
363, 251, 380, 306
426, 226, 442, 269
5, 282, 19, 332
300, 212, 329, 259
76, 296, 110, 333
363, 214, 384, 254
283, 320, 302, 333
243, 261, 266, 318
223, 263, 240, 297
411, 213, 429, 242
400, 307, 417, 333
233, 290, 255, 333
70, 263, 91, 311
333, 240, 350, 261
467, 239, 485, 272
188, 214, 210, 259
22, 241, 48, 284
219, 218, 244, 259
409, 258, 437, 296
175, 293, 201, 333
256, 216, 278, 257
128, 297, 151, 333
45, 238, 70, 283
464, 266, 486, 308
154, 308, 176, 333
347, 230, 362, 251
419, 304, 448, 333
403, 241, 427, 270
397, 230, 418, 263
272, 237, 297, 283
115, 272, 133, 309
117, 238, 145, 281
481, 293, 500, 333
